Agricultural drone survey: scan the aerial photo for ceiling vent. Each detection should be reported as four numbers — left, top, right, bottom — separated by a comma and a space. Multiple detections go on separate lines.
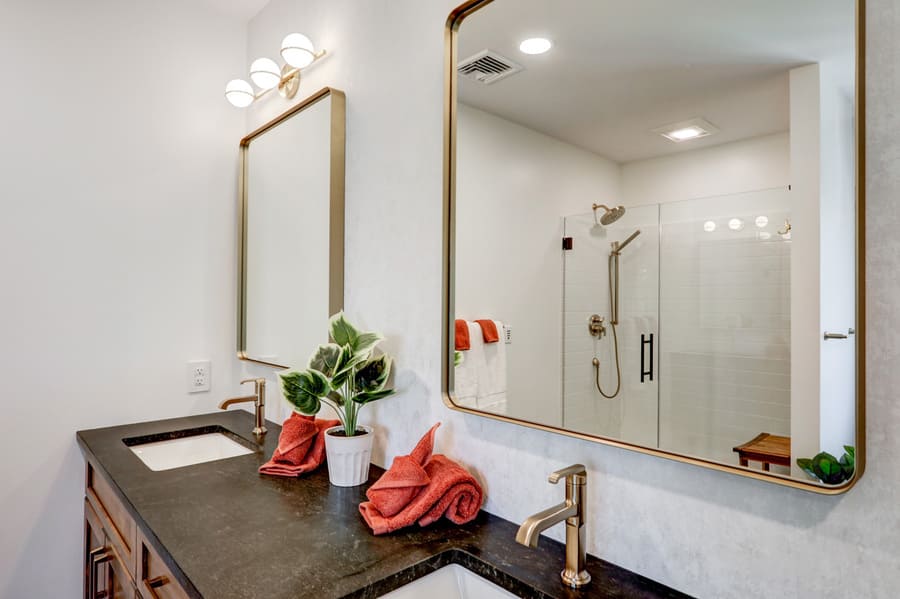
458, 50, 523, 85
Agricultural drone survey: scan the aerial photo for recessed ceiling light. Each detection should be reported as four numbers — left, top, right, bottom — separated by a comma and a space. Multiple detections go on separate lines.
519, 38, 552, 55
653, 118, 719, 143
728, 218, 744, 231
703, 220, 716, 232
755, 215, 769, 228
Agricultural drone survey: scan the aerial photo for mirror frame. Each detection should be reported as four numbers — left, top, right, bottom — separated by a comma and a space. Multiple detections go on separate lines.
441, 1, 866, 493
237, 87, 346, 369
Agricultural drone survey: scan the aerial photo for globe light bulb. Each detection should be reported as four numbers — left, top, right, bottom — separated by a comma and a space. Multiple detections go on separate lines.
224, 79, 254, 108
281, 33, 315, 68
250, 57, 281, 90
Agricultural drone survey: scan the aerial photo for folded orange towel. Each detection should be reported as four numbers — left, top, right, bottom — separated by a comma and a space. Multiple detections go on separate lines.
359, 423, 484, 534
365, 423, 438, 516
474, 319, 499, 343
455, 319, 471, 351
258, 413, 340, 477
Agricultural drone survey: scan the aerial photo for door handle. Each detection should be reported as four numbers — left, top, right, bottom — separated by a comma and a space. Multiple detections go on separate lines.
142, 575, 171, 599
640, 333, 653, 382
89, 547, 112, 599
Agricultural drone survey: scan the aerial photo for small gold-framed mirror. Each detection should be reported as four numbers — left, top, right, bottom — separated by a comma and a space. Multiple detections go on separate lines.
238, 87, 346, 369
442, 1, 865, 493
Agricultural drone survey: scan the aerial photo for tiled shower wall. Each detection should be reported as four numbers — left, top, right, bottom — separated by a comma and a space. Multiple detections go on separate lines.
659, 199, 792, 466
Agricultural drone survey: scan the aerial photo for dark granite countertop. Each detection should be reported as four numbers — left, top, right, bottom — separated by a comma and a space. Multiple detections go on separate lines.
77, 411, 691, 599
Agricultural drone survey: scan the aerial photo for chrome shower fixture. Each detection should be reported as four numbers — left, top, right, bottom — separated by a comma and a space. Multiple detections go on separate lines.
592, 204, 626, 225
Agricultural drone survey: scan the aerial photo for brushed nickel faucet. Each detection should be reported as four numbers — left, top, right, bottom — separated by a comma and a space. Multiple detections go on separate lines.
515, 464, 590, 588
219, 378, 267, 436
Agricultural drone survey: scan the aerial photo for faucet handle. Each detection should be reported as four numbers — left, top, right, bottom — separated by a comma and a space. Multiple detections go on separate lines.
240, 377, 266, 387
548, 464, 587, 485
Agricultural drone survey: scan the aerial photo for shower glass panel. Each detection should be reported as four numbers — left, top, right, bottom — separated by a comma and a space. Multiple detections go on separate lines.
658, 188, 792, 470
562, 205, 659, 446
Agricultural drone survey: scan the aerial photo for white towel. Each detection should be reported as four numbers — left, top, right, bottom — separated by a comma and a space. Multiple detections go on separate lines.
452, 321, 484, 407
476, 320, 507, 410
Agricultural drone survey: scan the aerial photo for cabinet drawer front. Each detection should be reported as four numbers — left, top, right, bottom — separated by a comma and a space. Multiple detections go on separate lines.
138, 532, 190, 599
86, 461, 137, 578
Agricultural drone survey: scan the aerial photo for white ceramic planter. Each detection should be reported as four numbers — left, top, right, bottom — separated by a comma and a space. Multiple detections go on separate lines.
323, 425, 373, 487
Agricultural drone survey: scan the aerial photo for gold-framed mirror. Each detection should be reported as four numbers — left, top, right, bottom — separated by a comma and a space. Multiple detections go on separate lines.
442, 1, 865, 493
238, 87, 346, 369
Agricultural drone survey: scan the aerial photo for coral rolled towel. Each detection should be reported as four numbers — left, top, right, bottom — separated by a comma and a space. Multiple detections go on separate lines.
359, 423, 484, 534
455, 319, 471, 351
474, 319, 500, 343
258, 413, 340, 477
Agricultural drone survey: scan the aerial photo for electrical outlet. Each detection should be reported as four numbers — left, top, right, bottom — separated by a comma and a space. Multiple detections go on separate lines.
187, 360, 211, 393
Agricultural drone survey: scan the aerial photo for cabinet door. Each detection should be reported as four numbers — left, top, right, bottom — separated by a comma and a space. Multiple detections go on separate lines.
107, 545, 133, 599
85, 499, 113, 599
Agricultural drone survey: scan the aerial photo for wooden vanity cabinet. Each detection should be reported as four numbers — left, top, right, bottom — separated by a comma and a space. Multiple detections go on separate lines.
83, 461, 190, 599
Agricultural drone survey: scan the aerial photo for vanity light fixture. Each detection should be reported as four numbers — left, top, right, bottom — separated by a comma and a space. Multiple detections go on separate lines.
224, 33, 326, 108
653, 118, 719, 143
519, 37, 552, 55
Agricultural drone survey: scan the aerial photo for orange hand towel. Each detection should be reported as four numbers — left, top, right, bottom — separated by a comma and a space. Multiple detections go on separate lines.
455, 319, 471, 351
474, 319, 500, 343
258, 413, 340, 477
359, 423, 484, 534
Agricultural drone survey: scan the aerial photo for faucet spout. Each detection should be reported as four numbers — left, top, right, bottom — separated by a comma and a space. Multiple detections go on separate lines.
218, 396, 256, 410
515, 501, 577, 548
219, 378, 267, 436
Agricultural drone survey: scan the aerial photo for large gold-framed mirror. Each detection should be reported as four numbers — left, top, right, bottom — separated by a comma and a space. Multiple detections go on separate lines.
442, 1, 865, 493
238, 87, 346, 369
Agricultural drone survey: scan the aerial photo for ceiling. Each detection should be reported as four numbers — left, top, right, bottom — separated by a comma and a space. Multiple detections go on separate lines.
457, 0, 855, 164
195, 0, 270, 20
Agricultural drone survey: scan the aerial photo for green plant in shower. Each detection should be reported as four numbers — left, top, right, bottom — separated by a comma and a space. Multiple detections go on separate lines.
279, 312, 395, 437
796, 446, 855, 485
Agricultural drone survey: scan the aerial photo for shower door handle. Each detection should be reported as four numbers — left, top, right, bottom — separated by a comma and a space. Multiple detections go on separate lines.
640, 333, 653, 382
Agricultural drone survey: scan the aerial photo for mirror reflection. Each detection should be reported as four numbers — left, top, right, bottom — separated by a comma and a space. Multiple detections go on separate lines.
240, 89, 345, 368
450, 1, 858, 485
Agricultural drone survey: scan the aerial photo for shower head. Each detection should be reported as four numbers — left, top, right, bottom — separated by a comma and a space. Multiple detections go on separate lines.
592, 203, 626, 225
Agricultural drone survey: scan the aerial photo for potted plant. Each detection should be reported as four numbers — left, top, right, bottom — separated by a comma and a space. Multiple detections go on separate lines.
279, 312, 396, 487
796, 446, 855, 485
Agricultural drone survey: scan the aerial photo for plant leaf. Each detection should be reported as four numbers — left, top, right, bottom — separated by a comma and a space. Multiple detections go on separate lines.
355, 355, 392, 392
353, 389, 396, 404
330, 312, 359, 347
327, 390, 345, 408
351, 331, 384, 359
307, 343, 344, 378
843, 445, 855, 461
279, 369, 331, 415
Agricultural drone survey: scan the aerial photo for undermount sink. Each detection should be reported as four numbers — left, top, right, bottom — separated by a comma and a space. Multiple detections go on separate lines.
126, 429, 254, 471
380, 564, 517, 599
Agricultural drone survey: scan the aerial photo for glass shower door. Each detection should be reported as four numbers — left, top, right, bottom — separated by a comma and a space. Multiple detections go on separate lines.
562, 205, 659, 446
657, 188, 792, 468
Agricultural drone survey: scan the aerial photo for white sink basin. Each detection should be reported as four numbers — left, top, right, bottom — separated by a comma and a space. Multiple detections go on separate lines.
379, 564, 517, 599
128, 432, 254, 471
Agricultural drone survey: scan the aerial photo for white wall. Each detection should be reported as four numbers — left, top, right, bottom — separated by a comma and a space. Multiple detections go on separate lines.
791, 63, 858, 472
621, 132, 790, 206
454, 104, 620, 425
0, 1, 247, 596
247, 1, 900, 597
